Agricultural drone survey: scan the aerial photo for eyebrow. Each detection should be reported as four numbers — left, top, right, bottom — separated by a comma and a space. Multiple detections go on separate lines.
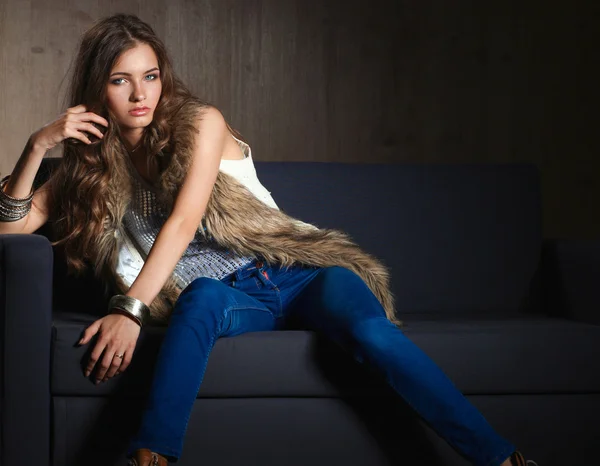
110, 67, 160, 77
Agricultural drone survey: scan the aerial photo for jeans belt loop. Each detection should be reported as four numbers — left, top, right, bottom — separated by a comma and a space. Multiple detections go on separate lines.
235, 258, 261, 281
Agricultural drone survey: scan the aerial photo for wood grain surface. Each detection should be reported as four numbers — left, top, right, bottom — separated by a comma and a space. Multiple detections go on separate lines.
0, 0, 597, 238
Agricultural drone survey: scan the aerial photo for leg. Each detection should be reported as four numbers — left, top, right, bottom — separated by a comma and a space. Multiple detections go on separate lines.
286, 266, 516, 466
127, 276, 278, 462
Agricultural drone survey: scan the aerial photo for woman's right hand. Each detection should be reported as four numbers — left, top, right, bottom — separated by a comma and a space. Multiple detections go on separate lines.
78, 312, 141, 383
31, 104, 109, 152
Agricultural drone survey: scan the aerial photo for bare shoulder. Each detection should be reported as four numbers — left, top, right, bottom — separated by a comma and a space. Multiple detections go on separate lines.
194, 105, 227, 131
192, 106, 243, 161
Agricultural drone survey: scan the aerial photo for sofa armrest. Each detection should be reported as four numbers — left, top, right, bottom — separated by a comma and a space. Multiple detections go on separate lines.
541, 238, 600, 325
0, 234, 53, 466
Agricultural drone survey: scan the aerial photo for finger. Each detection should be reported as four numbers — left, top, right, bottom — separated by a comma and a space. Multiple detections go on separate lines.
104, 349, 126, 380
68, 104, 87, 114
81, 112, 109, 128
95, 344, 121, 383
78, 320, 101, 346
105, 343, 135, 379
116, 348, 134, 374
65, 127, 92, 145
84, 338, 107, 378
75, 121, 105, 140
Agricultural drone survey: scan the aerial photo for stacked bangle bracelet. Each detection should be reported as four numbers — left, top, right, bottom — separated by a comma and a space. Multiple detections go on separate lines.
0, 175, 34, 222
108, 294, 151, 327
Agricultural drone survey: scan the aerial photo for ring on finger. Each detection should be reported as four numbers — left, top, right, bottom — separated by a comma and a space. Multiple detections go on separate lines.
114, 353, 124, 359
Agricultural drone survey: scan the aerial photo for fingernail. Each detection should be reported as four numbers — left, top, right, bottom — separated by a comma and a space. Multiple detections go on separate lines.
95, 379, 101, 385
84, 370, 90, 377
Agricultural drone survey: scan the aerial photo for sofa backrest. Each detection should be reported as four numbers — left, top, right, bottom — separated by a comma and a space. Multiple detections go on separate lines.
36, 158, 542, 317
255, 162, 542, 316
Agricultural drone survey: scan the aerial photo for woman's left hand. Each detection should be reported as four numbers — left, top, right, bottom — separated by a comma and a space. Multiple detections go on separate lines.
78, 313, 141, 384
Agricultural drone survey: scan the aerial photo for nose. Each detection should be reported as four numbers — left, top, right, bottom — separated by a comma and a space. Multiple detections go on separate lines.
130, 83, 145, 102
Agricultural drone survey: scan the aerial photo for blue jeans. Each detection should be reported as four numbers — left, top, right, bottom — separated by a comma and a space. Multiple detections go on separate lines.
127, 259, 516, 465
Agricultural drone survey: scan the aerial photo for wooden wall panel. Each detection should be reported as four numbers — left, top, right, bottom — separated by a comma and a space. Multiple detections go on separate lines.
0, 0, 598, 238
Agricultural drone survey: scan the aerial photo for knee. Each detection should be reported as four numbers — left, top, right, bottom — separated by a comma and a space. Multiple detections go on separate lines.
349, 316, 400, 354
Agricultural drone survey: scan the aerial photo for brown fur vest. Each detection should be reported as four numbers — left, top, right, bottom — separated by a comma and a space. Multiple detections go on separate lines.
93, 106, 401, 328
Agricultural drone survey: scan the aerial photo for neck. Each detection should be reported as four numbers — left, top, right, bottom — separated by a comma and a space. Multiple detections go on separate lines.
121, 128, 144, 153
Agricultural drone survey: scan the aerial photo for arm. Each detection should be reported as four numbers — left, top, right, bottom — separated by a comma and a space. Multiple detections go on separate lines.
80, 106, 230, 383
0, 137, 52, 235
125, 106, 228, 306
1, 105, 109, 234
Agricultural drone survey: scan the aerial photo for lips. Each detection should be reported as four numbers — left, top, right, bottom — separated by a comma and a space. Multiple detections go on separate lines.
129, 107, 150, 116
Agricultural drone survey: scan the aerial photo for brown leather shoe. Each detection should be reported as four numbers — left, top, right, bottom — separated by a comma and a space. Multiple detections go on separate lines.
127, 448, 168, 466
509, 450, 539, 466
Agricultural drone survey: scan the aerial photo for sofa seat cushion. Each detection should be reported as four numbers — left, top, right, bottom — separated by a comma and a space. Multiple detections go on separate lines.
51, 311, 600, 397
401, 314, 600, 394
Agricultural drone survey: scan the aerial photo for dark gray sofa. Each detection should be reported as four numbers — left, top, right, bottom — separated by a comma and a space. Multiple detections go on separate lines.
1, 158, 599, 466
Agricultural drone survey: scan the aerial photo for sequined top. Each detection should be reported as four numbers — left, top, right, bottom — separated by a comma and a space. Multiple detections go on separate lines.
118, 135, 277, 288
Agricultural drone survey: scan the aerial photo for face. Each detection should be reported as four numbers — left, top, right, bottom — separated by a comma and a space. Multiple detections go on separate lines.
105, 43, 162, 132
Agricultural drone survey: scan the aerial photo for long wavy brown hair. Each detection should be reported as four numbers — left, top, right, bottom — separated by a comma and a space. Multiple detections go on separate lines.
48, 13, 245, 274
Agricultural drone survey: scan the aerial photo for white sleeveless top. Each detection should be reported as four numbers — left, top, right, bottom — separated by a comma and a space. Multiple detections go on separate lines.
115, 134, 278, 289
219, 137, 278, 210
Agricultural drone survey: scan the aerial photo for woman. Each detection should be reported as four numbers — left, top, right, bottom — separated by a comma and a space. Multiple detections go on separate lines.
0, 13, 537, 466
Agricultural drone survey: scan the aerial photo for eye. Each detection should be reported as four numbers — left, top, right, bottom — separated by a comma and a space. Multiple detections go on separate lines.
110, 74, 159, 86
